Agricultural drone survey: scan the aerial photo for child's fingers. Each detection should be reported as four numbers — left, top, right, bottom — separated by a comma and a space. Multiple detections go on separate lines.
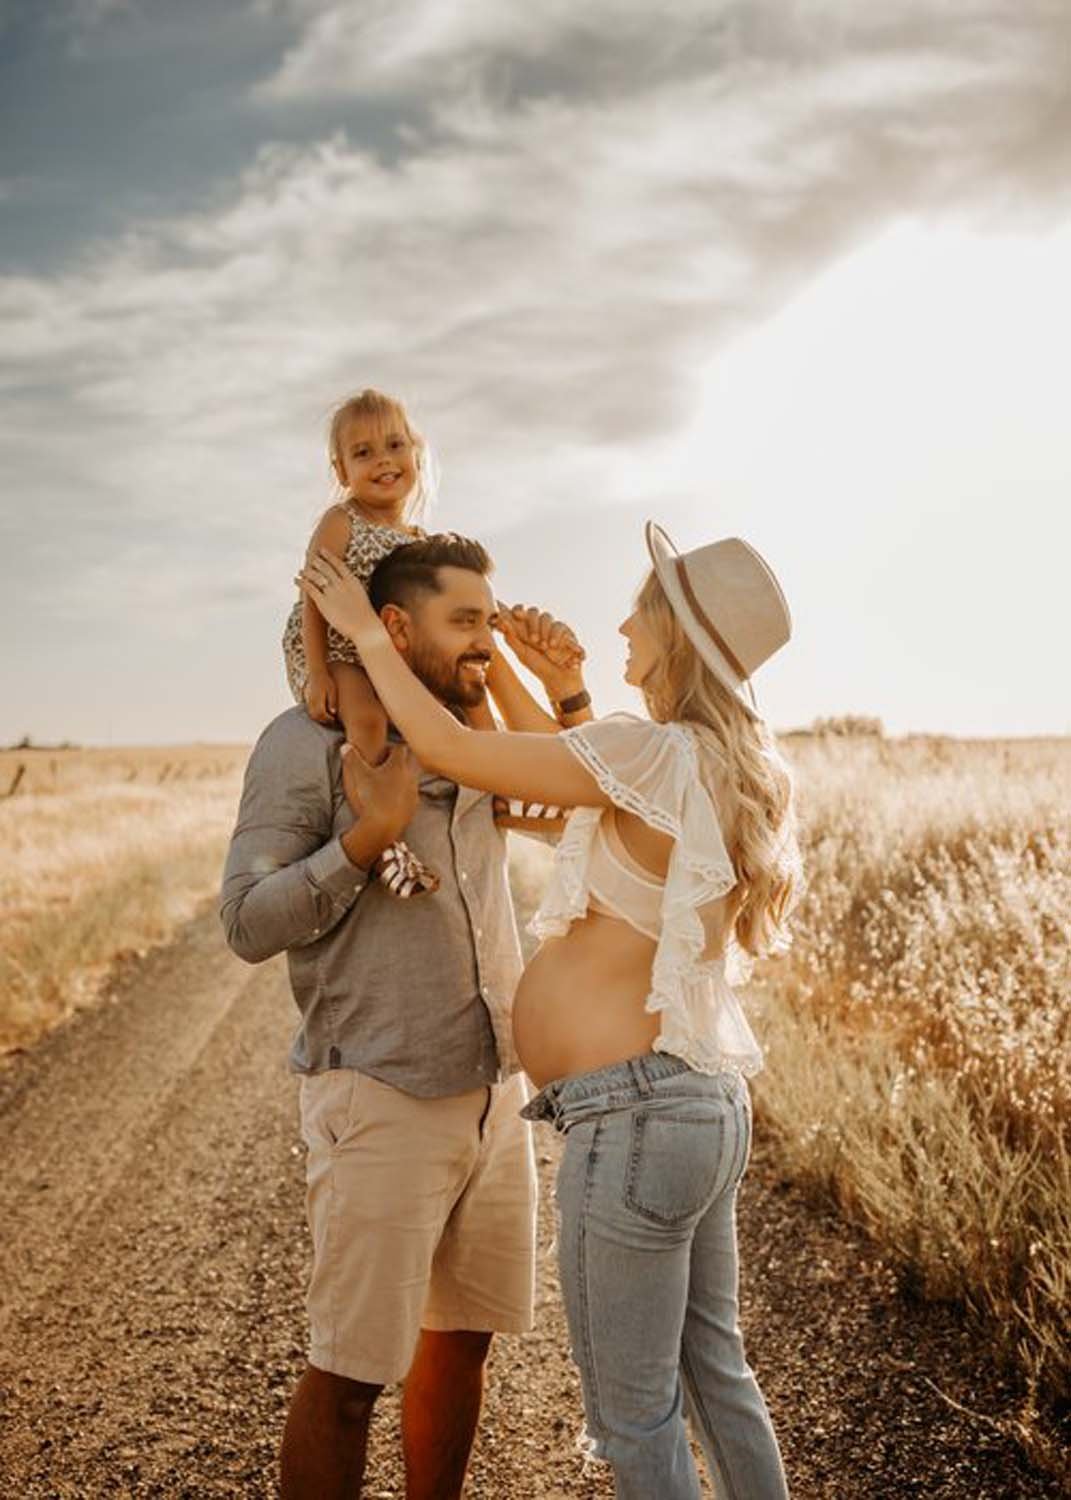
547, 622, 569, 654
532, 608, 551, 646
494, 602, 520, 640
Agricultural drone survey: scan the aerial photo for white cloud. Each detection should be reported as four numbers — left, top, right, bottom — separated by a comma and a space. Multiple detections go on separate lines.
3, 0, 1071, 739
253, 0, 1066, 105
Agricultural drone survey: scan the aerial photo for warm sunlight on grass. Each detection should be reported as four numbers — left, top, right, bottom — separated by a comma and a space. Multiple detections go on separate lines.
749, 734, 1070, 1475
0, 748, 247, 1053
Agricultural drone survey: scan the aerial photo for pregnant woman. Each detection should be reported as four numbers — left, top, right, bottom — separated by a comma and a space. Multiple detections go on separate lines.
300, 521, 799, 1500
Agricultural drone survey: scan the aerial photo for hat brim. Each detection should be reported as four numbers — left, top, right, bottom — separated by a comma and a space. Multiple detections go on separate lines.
644, 520, 761, 719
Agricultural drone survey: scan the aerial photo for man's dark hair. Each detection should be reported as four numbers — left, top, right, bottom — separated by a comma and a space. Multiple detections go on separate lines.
368, 533, 494, 613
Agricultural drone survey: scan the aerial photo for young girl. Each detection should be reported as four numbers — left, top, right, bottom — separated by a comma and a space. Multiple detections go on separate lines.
299, 520, 799, 1499
282, 388, 441, 896
283, 388, 582, 891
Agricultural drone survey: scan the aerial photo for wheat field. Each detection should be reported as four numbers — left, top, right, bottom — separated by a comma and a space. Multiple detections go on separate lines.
1, 733, 1067, 1467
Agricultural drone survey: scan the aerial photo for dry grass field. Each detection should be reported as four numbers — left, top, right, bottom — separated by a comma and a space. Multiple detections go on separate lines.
0, 745, 247, 1053
2, 732, 1067, 1476
749, 732, 1071, 1473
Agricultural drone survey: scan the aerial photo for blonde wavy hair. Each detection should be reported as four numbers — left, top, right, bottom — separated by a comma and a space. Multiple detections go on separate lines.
327, 388, 436, 524
636, 569, 800, 959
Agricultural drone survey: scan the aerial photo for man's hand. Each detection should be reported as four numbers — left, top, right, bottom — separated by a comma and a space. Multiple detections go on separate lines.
496, 603, 586, 701
304, 668, 339, 724
339, 743, 421, 871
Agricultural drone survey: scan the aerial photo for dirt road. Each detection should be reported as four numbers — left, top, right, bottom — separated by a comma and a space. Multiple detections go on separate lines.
0, 911, 1059, 1498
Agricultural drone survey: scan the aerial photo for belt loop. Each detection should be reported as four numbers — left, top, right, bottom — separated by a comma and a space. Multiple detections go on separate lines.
629, 1057, 654, 1097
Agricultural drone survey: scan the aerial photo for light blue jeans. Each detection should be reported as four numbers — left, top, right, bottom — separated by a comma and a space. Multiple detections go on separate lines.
522, 1053, 788, 1500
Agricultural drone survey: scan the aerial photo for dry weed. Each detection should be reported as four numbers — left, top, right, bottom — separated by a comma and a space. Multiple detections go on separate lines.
0, 770, 243, 1051
753, 733, 1071, 1466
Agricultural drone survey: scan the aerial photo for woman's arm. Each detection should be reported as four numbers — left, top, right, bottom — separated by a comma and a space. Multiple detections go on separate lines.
486, 608, 591, 734
299, 551, 612, 808
301, 509, 351, 676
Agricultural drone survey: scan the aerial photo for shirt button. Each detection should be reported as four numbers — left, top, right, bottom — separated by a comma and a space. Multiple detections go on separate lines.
460, 872, 469, 883
475, 927, 483, 939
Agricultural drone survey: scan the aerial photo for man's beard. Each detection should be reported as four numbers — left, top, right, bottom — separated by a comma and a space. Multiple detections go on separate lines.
408, 641, 490, 710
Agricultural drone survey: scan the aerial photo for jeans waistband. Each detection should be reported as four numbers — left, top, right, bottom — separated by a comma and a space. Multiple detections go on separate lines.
520, 1051, 716, 1131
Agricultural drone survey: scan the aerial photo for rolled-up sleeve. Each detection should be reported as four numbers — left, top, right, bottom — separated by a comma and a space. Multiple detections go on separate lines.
219, 717, 367, 964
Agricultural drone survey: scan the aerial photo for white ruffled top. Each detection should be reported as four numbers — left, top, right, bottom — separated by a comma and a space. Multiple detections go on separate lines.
529, 712, 763, 1078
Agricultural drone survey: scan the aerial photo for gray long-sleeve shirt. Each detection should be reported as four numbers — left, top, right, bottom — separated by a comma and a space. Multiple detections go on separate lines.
219, 708, 523, 1096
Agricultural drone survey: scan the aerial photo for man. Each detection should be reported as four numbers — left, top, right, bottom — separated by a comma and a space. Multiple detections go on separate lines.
220, 534, 584, 1499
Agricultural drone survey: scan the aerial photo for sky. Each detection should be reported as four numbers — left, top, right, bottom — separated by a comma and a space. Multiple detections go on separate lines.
2, 0, 1070, 745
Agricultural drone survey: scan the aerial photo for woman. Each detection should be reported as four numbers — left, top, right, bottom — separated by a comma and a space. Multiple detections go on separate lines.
300, 521, 799, 1500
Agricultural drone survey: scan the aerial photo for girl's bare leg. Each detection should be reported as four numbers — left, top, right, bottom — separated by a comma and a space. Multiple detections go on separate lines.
332, 661, 389, 765
330, 663, 439, 897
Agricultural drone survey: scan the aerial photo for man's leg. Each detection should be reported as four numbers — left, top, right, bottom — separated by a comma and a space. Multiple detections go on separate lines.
280, 1365, 383, 1500
401, 1329, 493, 1500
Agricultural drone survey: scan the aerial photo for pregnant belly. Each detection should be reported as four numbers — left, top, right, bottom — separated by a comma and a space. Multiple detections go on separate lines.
512, 911, 661, 1089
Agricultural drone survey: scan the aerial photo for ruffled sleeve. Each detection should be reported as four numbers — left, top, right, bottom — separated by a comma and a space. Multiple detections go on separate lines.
528, 713, 764, 1077
561, 715, 736, 888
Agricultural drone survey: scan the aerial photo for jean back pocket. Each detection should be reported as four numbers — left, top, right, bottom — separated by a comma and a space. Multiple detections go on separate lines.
623, 1106, 741, 1226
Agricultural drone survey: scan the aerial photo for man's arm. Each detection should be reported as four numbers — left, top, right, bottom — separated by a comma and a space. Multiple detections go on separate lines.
219, 719, 416, 964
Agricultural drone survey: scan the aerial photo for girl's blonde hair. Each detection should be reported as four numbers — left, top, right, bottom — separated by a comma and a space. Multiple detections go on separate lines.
327, 388, 436, 523
636, 570, 800, 959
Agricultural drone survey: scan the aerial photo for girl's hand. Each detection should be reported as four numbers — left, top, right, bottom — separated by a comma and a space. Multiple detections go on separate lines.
497, 603, 586, 698
304, 668, 338, 725
297, 550, 378, 647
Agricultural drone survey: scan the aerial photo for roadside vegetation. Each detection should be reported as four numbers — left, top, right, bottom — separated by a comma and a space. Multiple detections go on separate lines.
0, 747, 246, 1053
751, 732, 1070, 1480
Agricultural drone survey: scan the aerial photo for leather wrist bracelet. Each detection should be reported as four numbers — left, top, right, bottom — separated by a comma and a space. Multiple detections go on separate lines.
554, 688, 591, 715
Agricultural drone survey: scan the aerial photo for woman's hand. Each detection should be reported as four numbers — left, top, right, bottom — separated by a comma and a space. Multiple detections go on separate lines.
496, 603, 586, 700
297, 550, 379, 649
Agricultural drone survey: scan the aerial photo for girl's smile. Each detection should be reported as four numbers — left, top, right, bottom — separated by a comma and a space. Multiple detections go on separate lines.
333, 415, 418, 514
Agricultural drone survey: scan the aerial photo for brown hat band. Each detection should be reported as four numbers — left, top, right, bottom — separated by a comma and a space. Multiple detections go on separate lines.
674, 556, 750, 686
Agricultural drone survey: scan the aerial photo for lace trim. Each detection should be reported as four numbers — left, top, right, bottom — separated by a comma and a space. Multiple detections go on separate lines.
527, 808, 599, 940
653, 1032, 763, 1078
564, 723, 735, 877
562, 724, 681, 837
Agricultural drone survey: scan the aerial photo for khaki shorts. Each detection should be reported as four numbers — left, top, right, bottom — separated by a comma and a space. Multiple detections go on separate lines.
299, 1068, 537, 1385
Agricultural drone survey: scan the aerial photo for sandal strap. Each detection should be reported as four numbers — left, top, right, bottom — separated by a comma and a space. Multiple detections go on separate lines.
505, 799, 563, 819
379, 841, 439, 898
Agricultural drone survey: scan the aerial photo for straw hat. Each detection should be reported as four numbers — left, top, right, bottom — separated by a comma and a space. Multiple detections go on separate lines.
645, 521, 791, 718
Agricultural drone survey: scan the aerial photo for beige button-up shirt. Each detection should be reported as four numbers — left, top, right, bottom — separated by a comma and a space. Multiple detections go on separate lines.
219, 708, 522, 1096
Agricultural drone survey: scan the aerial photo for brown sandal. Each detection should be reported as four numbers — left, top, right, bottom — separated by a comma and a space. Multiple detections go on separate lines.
492, 797, 569, 833
374, 840, 440, 898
